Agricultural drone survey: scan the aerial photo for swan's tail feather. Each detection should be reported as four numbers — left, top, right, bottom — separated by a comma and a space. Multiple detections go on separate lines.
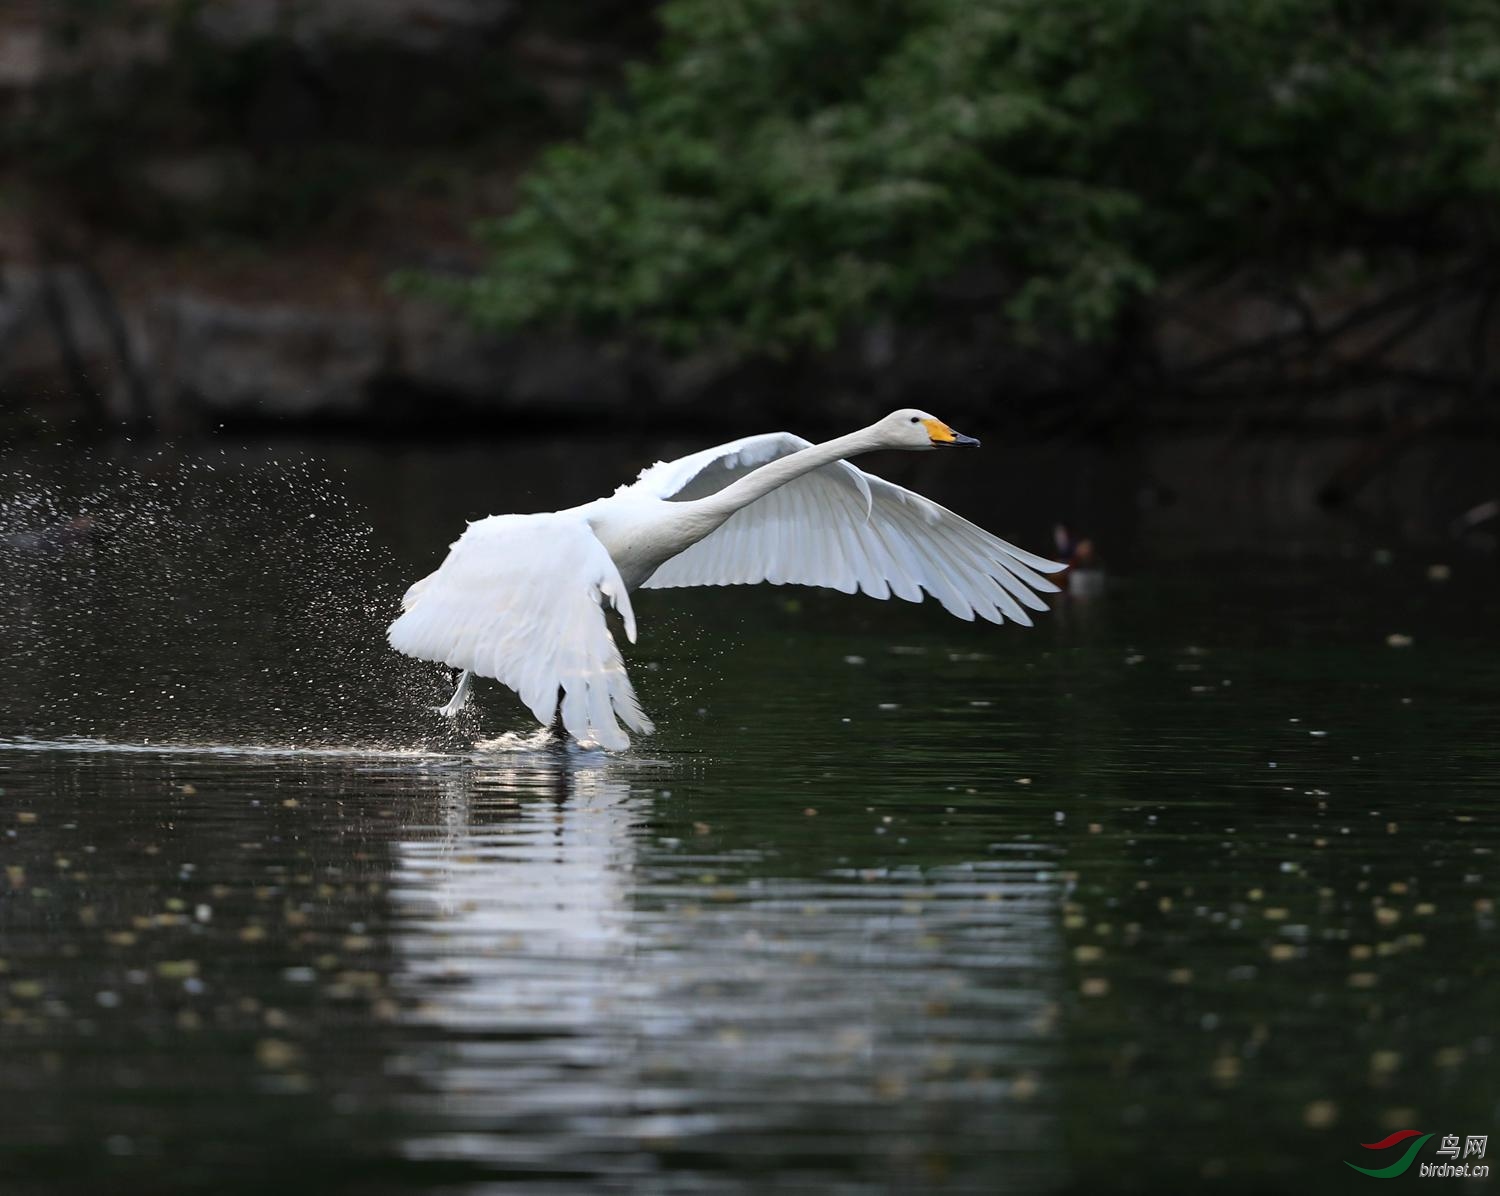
432, 669, 472, 718
387, 513, 651, 751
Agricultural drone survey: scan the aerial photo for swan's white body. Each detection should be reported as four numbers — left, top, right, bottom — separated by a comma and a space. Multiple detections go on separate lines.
388, 411, 1066, 750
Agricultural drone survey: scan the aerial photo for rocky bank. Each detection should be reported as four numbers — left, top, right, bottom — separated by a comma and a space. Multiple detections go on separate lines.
2, 1, 1495, 439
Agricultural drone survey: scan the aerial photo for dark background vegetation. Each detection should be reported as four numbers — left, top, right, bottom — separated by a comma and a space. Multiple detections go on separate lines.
3, 0, 1500, 462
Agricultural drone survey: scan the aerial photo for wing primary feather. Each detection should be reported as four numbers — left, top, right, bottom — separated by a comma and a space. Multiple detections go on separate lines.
930, 524, 1029, 624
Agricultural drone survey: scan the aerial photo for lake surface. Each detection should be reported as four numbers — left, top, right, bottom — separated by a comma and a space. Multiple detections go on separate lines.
0, 434, 1497, 1194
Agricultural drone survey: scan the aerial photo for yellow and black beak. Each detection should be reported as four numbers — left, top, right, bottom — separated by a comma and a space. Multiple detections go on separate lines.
922, 419, 981, 448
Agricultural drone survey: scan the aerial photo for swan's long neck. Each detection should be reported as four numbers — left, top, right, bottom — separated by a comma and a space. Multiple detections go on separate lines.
688, 426, 884, 527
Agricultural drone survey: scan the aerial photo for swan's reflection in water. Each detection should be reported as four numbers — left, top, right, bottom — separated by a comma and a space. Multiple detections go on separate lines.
395, 745, 644, 1042
391, 747, 1066, 1192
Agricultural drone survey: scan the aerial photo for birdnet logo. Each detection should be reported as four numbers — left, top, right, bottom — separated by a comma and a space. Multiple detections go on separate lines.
1345, 1130, 1489, 1179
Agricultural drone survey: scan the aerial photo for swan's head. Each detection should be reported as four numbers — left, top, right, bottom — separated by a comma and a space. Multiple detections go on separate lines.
878, 408, 981, 451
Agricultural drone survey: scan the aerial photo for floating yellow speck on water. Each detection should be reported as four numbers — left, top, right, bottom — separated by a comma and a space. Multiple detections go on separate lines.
1388, 881, 1408, 894
9, 980, 43, 1000
1347, 972, 1377, 988
1380, 1107, 1419, 1131
180, 784, 197, 796
1268, 943, 1297, 962
1079, 977, 1109, 997
1375, 908, 1400, 927
1168, 968, 1193, 985
106, 932, 136, 947
17, 812, 36, 825
1088, 823, 1102, 834
874, 1075, 908, 1101
1303, 1100, 1338, 1129
1350, 944, 1373, 960
156, 960, 198, 980
1015, 777, 1031, 785
1433, 1046, 1465, 1069
1264, 908, 1288, 921
1386, 633, 1413, 648
255, 1039, 301, 1069
1211, 1056, 1241, 1084
1010, 1072, 1040, 1101
1369, 1050, 1401, 1076
1475, 898, 1493, 913
239, 926, 267, 943
802, 808, 817, 817
331, 970, 380, 993
281, 799, 299, 809
1247, 888, 1263, 901
927, 1051, 956, 1077
1158, 896, 1173, 913
692, 822, 711, 835
1073, 945, 1104, 963
1414, 903, 1436, 916
1427, 564, 1451, 582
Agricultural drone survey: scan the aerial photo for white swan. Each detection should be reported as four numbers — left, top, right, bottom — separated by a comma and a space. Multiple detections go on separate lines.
387, 410, 1066, 750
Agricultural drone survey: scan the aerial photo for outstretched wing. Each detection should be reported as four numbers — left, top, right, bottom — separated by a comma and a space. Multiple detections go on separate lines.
623, 432, 816, 502
639, 450, 1067, 626
387, 514, 651, 750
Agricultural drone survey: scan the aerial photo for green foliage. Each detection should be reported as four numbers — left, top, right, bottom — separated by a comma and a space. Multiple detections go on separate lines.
439, 0, 1500, 353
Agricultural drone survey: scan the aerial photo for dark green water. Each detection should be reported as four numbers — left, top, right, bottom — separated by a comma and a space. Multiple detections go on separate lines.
0, 438, 1496, 1194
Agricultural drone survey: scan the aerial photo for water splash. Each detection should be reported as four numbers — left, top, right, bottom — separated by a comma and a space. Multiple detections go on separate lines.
0, 446, 459, 751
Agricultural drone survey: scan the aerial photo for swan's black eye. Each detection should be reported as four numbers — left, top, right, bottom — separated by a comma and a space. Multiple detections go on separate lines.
909, 417, 919, 423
